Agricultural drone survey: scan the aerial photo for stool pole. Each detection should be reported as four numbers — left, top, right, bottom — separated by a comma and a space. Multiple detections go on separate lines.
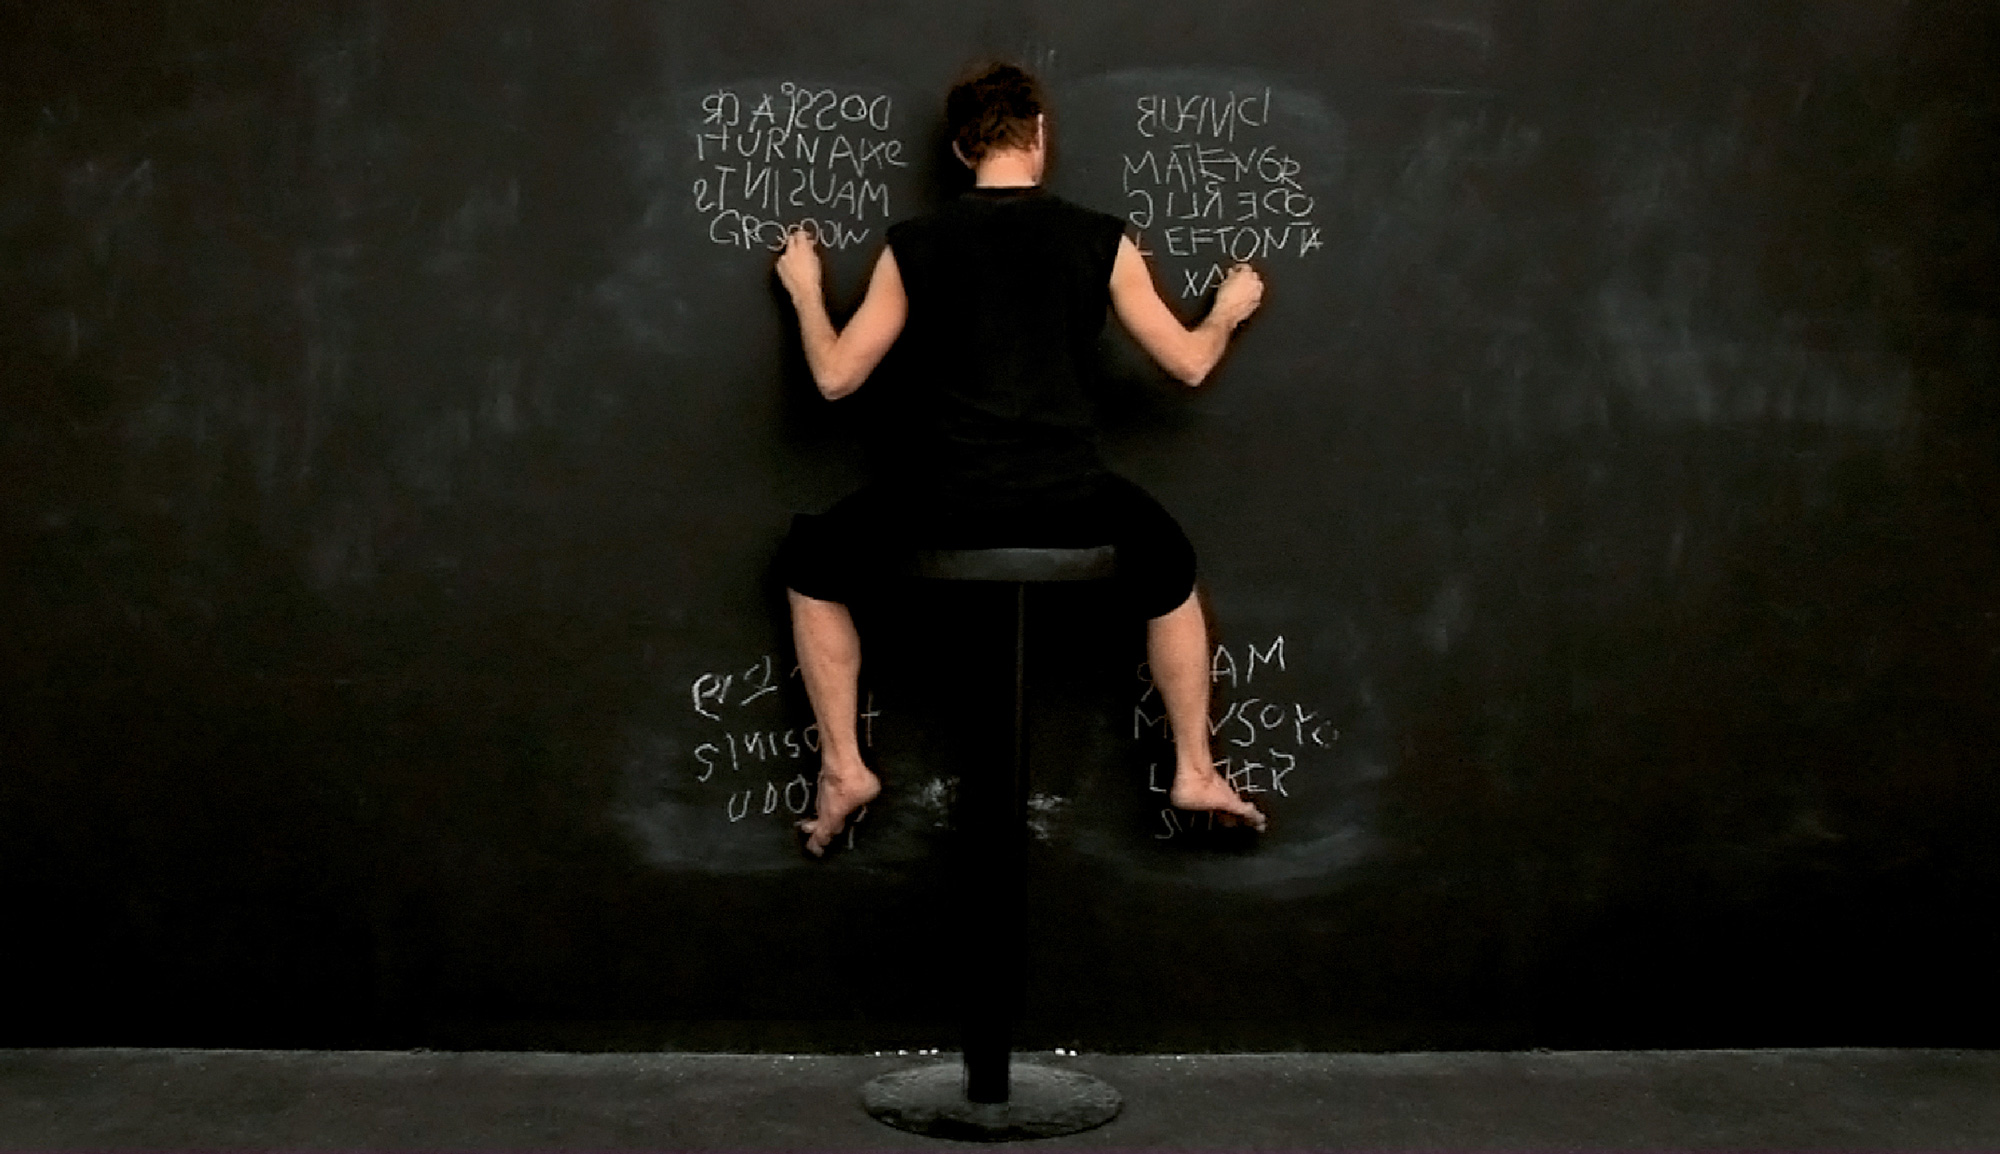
964, 580, 1030, 1104
864, 551, 1122, 1141
1013, 581, 1030, 819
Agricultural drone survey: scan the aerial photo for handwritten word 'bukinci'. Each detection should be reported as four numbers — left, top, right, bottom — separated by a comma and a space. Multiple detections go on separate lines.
692, 83, 908, 252
1134, 89, 1273, 142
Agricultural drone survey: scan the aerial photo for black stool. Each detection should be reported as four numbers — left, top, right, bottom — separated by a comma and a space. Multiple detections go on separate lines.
860, 546, 1123, 1142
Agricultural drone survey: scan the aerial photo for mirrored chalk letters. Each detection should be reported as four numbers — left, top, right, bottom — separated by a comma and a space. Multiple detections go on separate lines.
1121, 89, 1324, 297
688, 654, 877, 832
680, 635, 1331, 842
1132, 636, 1340, 839
692, 83, 909, 253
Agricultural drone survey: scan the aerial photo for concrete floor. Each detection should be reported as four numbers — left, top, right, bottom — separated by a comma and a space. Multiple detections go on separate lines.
2, 1048, 1996, 1149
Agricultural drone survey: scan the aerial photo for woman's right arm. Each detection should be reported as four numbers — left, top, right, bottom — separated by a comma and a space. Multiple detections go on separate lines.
1107, 235, 1264, 386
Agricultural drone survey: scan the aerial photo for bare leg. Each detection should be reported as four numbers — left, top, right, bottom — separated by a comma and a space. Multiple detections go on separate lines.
789, 589, 882, 856
1148, 590, 1268, 830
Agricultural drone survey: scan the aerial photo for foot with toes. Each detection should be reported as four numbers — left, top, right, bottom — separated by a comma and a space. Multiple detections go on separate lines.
798, 759, 882, 857
1169, 762, 1268, 831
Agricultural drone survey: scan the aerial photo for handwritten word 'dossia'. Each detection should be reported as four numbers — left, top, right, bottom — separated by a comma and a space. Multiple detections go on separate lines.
691, 83, 910, 253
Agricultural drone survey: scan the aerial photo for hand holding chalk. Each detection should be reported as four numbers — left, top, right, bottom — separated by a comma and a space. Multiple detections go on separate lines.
775, 226, 824, 304
1213, 262, 1265, 329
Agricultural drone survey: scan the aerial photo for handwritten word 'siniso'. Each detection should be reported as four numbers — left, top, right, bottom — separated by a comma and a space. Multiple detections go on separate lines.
1121, 88, 1324, 298
692, 83, 908, 253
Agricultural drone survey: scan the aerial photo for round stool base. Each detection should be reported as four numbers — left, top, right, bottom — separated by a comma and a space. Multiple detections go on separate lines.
862, 1062, 1122, 1142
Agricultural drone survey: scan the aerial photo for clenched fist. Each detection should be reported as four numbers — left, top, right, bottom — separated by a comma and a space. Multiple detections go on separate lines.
1211, 262, 1264, 330
775, 227, 823, 303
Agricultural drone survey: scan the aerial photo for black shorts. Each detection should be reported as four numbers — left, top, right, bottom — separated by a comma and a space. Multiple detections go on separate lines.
777, 474, 1197, 620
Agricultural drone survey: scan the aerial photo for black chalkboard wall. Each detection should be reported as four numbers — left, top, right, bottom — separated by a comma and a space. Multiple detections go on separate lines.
4, 0, 1995, 1051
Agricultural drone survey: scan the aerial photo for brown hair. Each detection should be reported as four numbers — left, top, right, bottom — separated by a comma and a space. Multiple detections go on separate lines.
946, 62, 1045, 165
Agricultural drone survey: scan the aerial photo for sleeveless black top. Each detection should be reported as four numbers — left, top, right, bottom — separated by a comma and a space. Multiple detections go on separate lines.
884, 187, 1127, 505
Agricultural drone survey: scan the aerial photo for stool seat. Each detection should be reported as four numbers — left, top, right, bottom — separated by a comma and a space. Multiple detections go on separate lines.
911, 545, 1116, 583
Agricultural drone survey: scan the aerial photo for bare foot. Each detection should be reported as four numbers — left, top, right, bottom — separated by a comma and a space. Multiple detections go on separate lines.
798, 762, 882, 857
1169, 763, 1268, 832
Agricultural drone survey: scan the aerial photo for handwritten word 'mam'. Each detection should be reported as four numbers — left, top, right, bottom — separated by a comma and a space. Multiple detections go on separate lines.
692, 83, 908, 252
1138, 636, 1286, 696
1211, 636, 1285, 688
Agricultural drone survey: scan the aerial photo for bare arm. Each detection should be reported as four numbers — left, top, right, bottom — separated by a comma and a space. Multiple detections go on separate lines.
1108, 236, 1264, 386
775, 229, 907, 400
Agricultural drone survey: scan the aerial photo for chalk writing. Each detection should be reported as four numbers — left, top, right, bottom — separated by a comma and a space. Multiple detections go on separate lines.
691, 83, 909, 253
1134, 636, 1338, 839
684, 653, 878, 827
657, 634, 1336, 847
691, 652, 787, 719
1119, 87, 1325, 297
1026, 792, 1069, 843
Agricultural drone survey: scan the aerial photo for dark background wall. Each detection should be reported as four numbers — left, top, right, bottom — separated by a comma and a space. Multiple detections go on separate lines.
3, 0, 1994, 1051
